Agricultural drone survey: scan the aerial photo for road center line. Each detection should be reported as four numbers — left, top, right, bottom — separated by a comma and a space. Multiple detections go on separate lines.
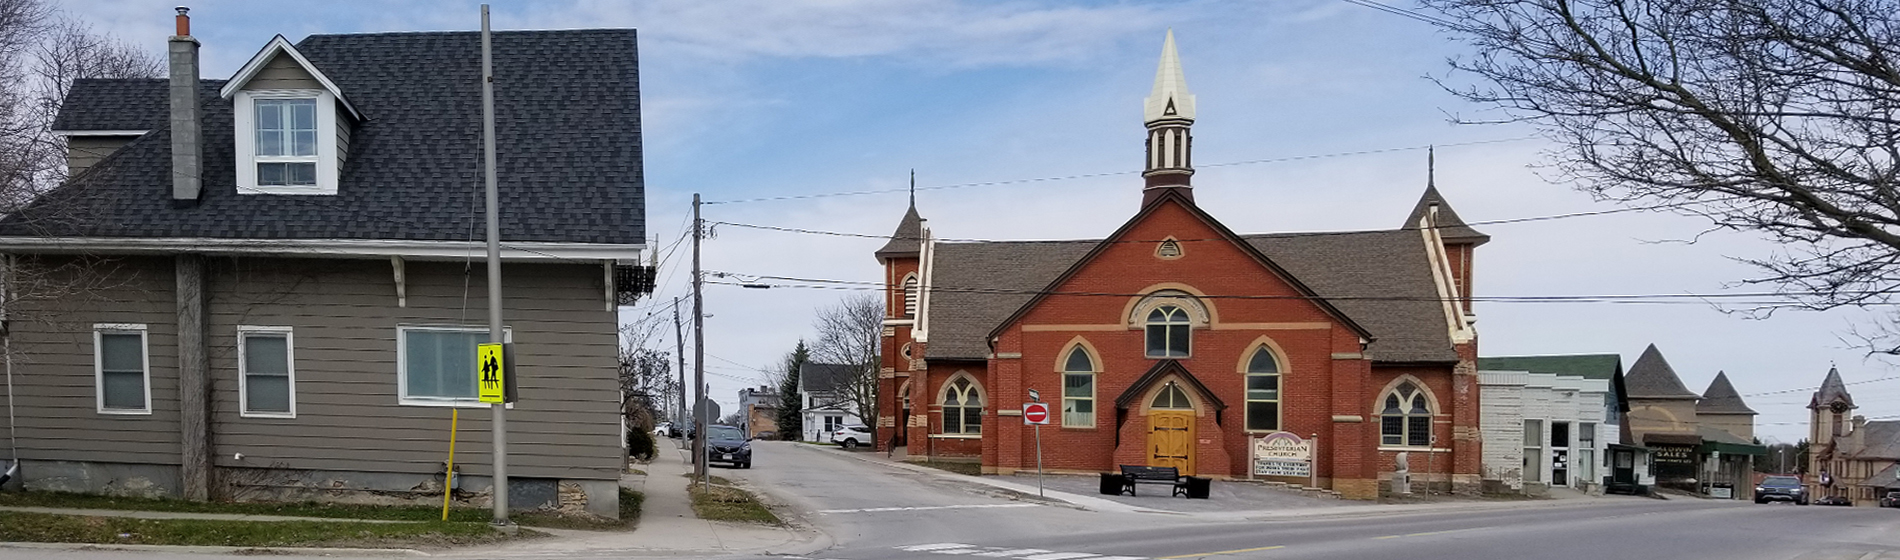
1156, 545, 1286, 559
822, 503, 1039, 514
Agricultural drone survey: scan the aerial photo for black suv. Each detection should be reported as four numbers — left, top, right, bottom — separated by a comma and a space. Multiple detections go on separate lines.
1755, 476, 1808, 505
705, 424, 752, 469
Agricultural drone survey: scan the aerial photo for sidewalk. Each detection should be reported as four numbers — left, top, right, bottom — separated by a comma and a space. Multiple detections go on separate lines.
445, 438, 826, 559
814, 444, 1673, 521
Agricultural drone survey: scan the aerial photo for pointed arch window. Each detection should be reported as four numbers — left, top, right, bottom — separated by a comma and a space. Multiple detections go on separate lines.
902, 274, 919, 318
1061, 346, 1096, 427
1145, 306, 1191, 358
1380, 382, 1433, 447
942, 377, 983, 435
1151, 381, 1193, 410
1245, 348, 1281, 431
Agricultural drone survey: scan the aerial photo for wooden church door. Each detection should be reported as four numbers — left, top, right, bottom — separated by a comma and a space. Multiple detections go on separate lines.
1147, 381, 1197, 475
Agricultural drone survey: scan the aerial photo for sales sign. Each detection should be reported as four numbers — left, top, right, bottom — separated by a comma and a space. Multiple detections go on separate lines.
477, 343, 506, 403
1022, 402, 1050, 425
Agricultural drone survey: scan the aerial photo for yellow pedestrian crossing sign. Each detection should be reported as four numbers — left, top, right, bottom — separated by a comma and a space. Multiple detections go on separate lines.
478, 343, 506, 403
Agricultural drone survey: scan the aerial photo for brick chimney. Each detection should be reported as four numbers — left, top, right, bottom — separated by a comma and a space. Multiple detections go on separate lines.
169, 7, 201, 207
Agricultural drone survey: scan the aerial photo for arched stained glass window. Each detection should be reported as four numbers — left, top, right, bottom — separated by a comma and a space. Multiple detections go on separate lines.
942, 377, 982, 435
1151, 381, 1193, 410
1380, 382, 1432, 447
1061, 347, 1095, 427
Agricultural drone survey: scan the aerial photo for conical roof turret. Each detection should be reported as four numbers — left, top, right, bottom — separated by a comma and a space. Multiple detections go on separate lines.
1624, 344, 1700, 399
1809, 367, 1856, 410
875, 203, 924, 260
1697, 371, 1757, 415
1402, 151, 1489, 245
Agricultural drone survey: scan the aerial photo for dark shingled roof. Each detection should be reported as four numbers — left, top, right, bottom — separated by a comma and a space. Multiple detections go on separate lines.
1811, 367, 1856, 410
50, 79, 170, 132
875, 204, 923, 259
798, 362, 860, 394
925, 240, 1097, 360
1863, 461, 1900, 489
1624, 344, 1700, 399
1849, 421, 1900, 461
1478, 354, 1623, 380
4, 30, 644, 245
1401, 185, 1488, 245
920, 228, 1458, 363
1697, 371, 1757, 415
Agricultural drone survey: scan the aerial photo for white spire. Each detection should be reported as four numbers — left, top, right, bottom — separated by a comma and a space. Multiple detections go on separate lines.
1143, 29, 1195, 123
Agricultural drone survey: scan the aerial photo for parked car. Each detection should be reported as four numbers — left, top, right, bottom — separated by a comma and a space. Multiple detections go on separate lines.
705, 424, 752, 469
1754, 476, 1808, 505
1881, 491, 1900, 508
830, 425, 873, 449
653, 422, 679, 438
1816, 496, 1854, 506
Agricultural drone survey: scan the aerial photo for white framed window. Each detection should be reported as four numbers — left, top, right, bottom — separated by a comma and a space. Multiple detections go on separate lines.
234, 89, 339, 195
1144, 305, 1191, 358
1060, 346, 1095, 427
94, 323, 151, 414
398, 325, 510, 407
1244, 347, 1281, 431
238, 326, 295, 418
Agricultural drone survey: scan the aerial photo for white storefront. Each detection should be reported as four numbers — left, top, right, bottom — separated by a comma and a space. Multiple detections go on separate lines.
1479, 369, 1622, 493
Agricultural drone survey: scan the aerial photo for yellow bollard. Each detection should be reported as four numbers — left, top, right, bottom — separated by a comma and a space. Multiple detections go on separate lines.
442, 408, 459, 521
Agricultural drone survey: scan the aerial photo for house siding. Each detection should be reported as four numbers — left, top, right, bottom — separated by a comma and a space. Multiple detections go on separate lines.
4, 256, 623, 496
66, 136, 139, 177
244, 54, 322, 91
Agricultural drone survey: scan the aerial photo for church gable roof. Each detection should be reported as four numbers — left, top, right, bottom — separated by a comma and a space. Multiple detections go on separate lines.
1114, 360, 1226, 410
1402, 184, 1489, 245
1697, 371, 1757, 415
980, 190, 1374, 352
1624, 344, 1701, 399
1849, 421, 1900, 460
920, 193, 1457, 363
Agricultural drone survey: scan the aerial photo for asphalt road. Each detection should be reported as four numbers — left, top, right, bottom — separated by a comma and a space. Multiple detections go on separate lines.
736, 442, 1900, 560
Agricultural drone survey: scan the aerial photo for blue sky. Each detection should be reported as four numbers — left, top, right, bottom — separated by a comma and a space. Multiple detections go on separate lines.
61, 0, 1898, 442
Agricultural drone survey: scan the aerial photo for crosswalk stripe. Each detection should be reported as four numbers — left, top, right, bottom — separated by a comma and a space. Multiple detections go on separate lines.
1021, 553, 1101, 560
902, 543, 976, 552
973, 549, 1053, 557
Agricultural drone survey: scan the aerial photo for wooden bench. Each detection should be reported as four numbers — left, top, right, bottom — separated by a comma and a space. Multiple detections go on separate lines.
1119, 465, 1188, 497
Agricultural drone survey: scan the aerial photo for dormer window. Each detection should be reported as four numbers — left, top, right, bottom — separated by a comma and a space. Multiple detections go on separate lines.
222, 35, 360, 196
254, 97, 319, 186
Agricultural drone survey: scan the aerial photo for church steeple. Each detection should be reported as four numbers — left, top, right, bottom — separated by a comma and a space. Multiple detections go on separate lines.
1142, 29, 1196, 205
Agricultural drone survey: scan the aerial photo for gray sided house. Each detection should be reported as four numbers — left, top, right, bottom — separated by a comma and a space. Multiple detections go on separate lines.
800, 362, 862, 442
0, 17, 646, 518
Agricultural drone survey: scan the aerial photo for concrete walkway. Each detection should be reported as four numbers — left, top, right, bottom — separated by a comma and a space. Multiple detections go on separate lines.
443, 438, 826, 559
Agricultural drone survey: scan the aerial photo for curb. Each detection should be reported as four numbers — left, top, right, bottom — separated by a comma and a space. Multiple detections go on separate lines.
0, 541, 428, 556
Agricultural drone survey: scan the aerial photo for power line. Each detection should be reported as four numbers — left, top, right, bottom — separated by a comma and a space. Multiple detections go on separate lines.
1743, 375, 1900, 398
701, 136, 1537, 205
707, 196, 1735, 246
1337, 0, 1468, 29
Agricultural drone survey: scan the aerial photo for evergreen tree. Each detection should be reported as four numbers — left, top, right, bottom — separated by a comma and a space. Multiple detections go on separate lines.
776, 340, 809, 440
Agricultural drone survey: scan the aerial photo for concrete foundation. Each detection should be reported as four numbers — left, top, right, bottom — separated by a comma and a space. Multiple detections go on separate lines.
17, 461, 618, 519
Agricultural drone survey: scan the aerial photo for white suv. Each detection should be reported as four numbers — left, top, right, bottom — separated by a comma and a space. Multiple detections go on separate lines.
829, 425, 873, 449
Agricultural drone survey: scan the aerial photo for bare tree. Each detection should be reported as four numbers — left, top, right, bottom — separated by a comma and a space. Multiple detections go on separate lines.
809, 293, 882, 432
1422, 0, 1900, 346
619, 320, 677, 435
0, 2, 157, 205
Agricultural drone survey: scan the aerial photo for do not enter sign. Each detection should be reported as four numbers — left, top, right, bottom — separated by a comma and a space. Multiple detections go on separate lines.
1023, 402, 1051, 425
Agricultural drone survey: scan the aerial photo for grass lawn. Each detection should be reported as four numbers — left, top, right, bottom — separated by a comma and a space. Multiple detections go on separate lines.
906, 460, 983, 477
688, 481, 779, 525
0, 510, 527, 548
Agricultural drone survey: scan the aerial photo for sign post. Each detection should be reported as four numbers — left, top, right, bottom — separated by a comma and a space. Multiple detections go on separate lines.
1023, 398, 1050, 498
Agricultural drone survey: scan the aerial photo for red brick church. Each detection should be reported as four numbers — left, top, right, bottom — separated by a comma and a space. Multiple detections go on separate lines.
872, 32, 1486, 500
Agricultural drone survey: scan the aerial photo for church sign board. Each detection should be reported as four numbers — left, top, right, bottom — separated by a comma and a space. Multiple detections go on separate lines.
1252, 431, 1312, 478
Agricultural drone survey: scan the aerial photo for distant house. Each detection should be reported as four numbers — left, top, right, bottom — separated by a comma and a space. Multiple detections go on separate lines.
737, 385, 779, 439
1623, 345, 1763, 500
799, 363, 862, 442
1807, 367, 1900, 505
1477, 354, 1642, 495
0, 11, 647, 518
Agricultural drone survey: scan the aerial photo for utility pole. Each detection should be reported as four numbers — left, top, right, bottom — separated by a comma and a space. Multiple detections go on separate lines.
478, 4, 510, 528
692, 194, 707, 487
672, 297, 687, 435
